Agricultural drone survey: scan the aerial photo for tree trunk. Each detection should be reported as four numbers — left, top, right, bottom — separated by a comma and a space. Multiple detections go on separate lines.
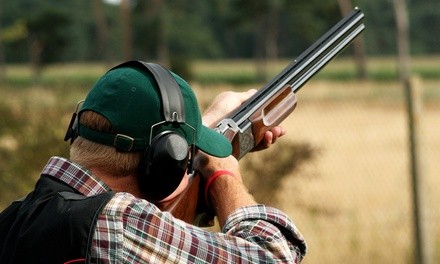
265, 7, 279, 62
0, 0, 5, 80
92, 0, 110, 63
393, 0, 410, 81
337, 0, 368, 80
393, 1, 433, 264
151, 0, 169, 66
28, 36, 43, 82
257, 3, 281, 82
120, 0, 133, 61
254, 16, 267, 82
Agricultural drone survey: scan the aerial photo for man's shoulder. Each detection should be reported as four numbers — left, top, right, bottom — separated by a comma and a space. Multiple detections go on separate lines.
101, 192, 161, 218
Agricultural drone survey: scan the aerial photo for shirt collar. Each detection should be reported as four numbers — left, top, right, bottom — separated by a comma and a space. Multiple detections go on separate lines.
41, 156, 111, 196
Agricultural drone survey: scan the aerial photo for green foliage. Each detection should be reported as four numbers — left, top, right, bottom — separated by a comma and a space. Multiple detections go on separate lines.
26, 9, 72, 63
1, 0, 439, 65
360, 0, 397, 55
409, 1, 440, 54
0, 20, 27, 42
360, 0, 440, 55
169, 0, 224, 59
1, 0, 81, 62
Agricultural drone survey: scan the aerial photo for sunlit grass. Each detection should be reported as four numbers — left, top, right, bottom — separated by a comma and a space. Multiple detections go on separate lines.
2, 56, 440, 88
193, 56, 440, 84
0, 58, 439, 263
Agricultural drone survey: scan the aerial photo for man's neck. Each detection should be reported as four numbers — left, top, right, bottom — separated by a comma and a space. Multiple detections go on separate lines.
90, 167, 145, 198
89, 167, 190, 207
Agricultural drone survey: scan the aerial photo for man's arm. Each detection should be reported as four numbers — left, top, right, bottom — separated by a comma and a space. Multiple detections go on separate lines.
193, 150, 256, 227
158, 90, 286, 225
199, 90, 286, 226
103, 192, 306, 263
209, 176, 256, 227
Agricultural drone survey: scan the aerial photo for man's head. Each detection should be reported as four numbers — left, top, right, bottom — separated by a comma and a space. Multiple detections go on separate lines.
69, 61, 232, 200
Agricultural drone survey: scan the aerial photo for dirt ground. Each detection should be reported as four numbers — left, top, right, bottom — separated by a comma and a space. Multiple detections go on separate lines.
272, 82, 440, 263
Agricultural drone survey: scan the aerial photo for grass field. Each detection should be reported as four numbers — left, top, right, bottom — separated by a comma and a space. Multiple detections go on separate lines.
194, 78, 440, 263
272, 81, 439, 263
0, 58, 439, 263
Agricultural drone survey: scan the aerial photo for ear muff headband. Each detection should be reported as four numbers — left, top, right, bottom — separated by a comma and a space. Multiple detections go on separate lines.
140, 62, 185, 123
108, 60, 185, 123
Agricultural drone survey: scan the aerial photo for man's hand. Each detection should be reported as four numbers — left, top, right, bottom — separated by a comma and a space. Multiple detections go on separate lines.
202, 89, 257, 127
202, 89, 286, 151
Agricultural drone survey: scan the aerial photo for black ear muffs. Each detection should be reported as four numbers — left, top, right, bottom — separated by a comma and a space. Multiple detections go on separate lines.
139, 131, 190, 201
123, 61, 192, 201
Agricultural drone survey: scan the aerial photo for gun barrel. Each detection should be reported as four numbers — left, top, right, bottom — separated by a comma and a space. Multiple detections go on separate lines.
289, 8, 365, 94
171, 8, 365, 227
227, 8, 365, 126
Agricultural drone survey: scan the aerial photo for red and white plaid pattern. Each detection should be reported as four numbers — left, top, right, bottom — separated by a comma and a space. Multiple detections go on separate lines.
42, 156, 306, 263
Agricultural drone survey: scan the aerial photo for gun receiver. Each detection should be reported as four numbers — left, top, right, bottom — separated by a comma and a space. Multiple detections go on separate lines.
164, 8, 365, 227
216, 7, 365, 160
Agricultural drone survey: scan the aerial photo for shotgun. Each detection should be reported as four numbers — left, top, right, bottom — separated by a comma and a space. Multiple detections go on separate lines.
160, 7, 365, 226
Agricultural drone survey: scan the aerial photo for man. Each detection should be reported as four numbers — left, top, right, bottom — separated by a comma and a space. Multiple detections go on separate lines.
0, 61, 306, 263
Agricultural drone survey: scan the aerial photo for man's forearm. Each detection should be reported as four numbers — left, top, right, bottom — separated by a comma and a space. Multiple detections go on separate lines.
208, 175, 257, 227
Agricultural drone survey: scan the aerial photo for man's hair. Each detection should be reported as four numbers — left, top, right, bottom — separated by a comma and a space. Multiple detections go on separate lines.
70, 111, 142, 177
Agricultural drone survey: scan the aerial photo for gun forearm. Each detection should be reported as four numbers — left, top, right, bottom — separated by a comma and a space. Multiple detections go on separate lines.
216, 85, 297, 160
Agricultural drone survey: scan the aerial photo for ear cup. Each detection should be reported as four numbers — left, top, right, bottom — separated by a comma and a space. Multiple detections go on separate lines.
140, 132, 190, 201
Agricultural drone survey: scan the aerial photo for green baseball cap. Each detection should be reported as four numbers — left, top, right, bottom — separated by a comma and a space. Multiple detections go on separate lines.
77, 62, 232, 158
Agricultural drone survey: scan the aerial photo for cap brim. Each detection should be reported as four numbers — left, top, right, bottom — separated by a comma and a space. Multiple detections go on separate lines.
196, 126, 232, 158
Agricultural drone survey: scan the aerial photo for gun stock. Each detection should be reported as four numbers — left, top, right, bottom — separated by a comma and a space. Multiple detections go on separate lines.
222, 85, 298, 159
164, 8, 365, 226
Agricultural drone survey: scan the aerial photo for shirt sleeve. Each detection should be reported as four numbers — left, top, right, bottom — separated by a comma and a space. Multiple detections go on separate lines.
222, 205, 307, 262
93, 192, 306, 264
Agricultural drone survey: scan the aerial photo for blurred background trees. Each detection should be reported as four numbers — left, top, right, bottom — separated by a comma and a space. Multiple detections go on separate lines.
0, 0, 439, 79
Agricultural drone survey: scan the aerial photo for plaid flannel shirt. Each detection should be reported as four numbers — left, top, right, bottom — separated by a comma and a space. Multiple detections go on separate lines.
42, 157, 306, 263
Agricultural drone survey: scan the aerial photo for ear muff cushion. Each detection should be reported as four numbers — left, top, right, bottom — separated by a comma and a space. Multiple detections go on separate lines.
140, 132, 189, 201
